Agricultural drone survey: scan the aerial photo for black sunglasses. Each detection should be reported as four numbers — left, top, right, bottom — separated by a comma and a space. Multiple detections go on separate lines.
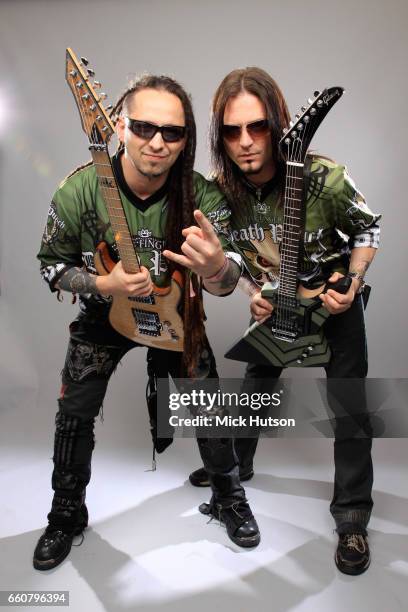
125, 118, 186, 143
221, 119, 270, 141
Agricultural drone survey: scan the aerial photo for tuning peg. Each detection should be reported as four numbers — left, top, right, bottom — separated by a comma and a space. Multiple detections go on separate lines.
81, 93, 90, 100
297, 123, 303, 130
99, 92, 108, 100
80, 56, 89, 66
295, 113, 300, 119
89, 104, 96, 111
317, 99, 323, 107
307, 98, 313, 104
289, 120, 294, 127
105, 104, 113, 111
301, 106, 306, 112
76, 82, 83, 89
303, 115, 310, 123
96, 115, 102, 121
310, 108, 317, 116
314, 90, 320, 97
87, 68, 95, 77
69, 69, 77, 77
93, 80, 102, 89
282, 127, 288, 135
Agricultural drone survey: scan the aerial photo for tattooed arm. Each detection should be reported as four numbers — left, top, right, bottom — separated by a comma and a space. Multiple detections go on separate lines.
319, 246, 377, 314
56, 261, 153, 297
56, 266, 99, 294
348, 246, 376, 289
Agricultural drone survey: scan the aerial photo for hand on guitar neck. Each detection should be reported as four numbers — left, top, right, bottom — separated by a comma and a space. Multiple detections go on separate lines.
57, 261, 153, 298
96, 261, 153, 297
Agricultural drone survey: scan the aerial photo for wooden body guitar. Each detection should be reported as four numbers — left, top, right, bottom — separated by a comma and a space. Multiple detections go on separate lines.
94, 242, 184, 350
65, 48, 185, 351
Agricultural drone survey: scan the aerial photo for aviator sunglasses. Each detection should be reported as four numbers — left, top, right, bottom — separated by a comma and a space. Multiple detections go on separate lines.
221, 119, 270, 141
125, 117, 186, 143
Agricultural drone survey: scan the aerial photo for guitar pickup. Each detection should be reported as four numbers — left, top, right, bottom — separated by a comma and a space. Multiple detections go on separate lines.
132, 309, 161, 336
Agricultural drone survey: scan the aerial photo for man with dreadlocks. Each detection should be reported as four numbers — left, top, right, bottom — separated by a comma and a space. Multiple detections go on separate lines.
166, 67, 381, 576
34, 74, 260, 571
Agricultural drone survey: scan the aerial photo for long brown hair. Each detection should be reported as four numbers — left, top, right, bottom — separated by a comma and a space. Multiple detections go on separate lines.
210, 67, 291, 213
112, 75, 205, 376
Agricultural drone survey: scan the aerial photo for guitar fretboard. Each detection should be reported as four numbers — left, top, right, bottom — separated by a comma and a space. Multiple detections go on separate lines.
279, 162, 304, 300
90, 146, 141, 274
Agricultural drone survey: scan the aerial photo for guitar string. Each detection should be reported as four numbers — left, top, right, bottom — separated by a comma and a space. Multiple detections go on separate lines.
278, 105, 315, 334
75, 69, 175, 337
76, 78, 142, 277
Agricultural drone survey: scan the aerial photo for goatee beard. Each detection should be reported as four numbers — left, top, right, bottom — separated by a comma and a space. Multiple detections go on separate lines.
139, 167, 166, 179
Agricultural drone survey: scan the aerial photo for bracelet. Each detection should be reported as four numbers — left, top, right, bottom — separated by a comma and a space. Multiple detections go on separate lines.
347, 271, 365, 283
347, 271, 366, 294
204, 256, 228, 281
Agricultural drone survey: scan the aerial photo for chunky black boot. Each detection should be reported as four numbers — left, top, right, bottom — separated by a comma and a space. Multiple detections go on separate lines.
189, 466, 254, 487
199, 497, 260, 548
33, 503, 88, 571
33, 411, 94, 571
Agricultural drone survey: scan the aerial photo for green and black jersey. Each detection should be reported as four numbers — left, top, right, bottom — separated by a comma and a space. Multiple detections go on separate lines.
227, 157, 381, 288
37, 151, 230, 314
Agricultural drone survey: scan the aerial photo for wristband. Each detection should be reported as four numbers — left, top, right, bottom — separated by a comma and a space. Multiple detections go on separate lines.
204, 256, 228, 281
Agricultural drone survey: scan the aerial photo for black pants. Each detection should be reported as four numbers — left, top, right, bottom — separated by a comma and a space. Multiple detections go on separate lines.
235, 295, 372, 535
47, 315, 244, 529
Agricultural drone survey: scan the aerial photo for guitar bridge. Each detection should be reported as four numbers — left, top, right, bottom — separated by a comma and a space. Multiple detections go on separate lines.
269, 312, 299, 343
132, 308, 161, 336
270, 328, 298, 343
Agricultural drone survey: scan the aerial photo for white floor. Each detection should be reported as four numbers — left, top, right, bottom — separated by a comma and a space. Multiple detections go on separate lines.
1, 438, 407, 612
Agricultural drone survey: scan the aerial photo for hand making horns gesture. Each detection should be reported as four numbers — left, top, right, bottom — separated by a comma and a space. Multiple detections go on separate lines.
163, 209, 226, 278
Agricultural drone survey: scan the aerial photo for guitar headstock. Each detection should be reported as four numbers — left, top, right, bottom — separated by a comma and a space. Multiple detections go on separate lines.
65, 47, 115, 146
280, 87, 344, 163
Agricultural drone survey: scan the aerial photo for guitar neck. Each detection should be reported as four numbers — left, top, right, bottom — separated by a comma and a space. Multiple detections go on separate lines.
279, 162, 304, 299
90, 146, 141, 274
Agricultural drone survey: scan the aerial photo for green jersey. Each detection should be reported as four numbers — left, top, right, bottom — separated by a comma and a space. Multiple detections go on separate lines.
38, 152, 230, 314
227, 157, 381, 288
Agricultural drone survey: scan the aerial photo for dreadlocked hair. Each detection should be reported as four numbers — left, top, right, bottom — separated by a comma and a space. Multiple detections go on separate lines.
112, 74, 205, 377
209, 67, 291, 217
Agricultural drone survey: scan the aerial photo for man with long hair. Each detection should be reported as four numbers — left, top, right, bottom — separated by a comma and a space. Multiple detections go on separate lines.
166, 67, 381, 575
34, 74, 260, 571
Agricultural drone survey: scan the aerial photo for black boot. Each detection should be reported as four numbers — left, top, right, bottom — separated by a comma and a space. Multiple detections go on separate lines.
33, 502, 88, 571
196, 438, 260, 548
199, 497, 260, 548
33, 412, 94, 571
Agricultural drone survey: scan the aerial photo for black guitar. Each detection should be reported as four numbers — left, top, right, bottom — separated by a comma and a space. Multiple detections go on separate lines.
225, 87, 349, 368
